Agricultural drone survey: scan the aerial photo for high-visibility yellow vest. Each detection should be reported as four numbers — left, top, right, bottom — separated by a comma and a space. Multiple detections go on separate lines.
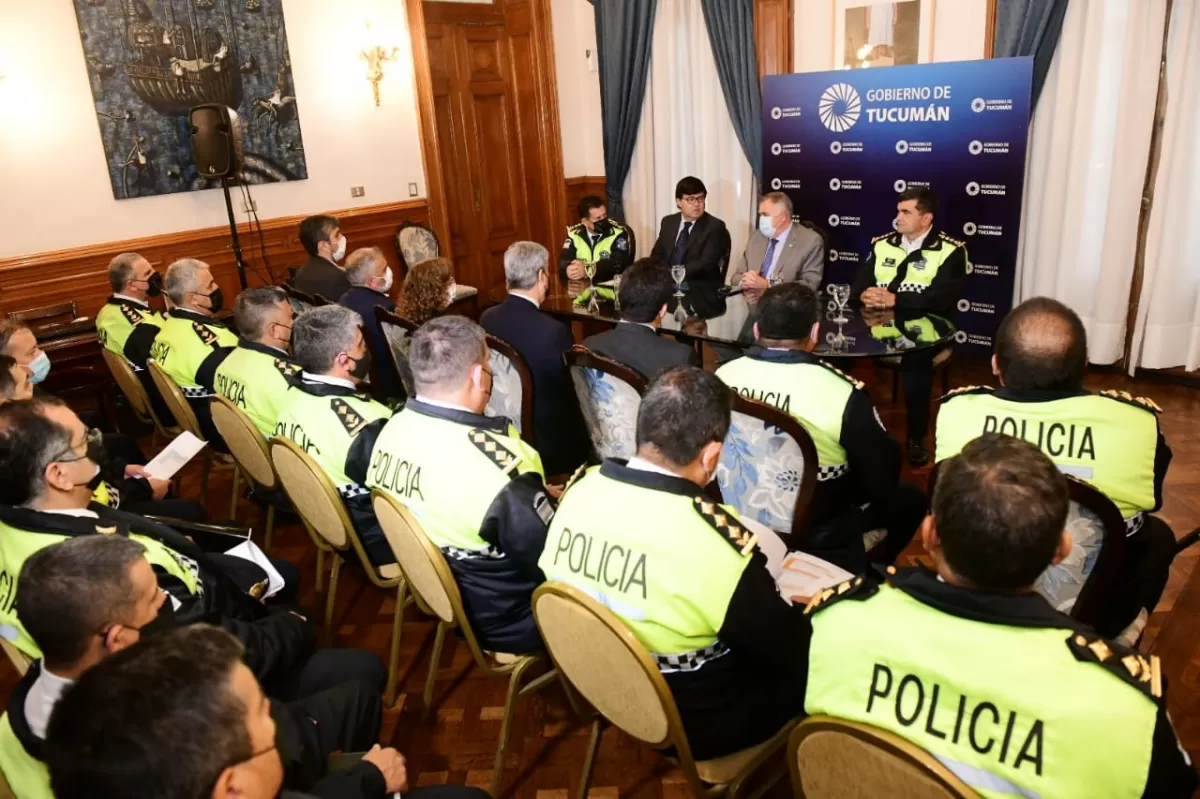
567, 221, 627, 263
149, 310, 237, 394
871, 231, 967, 296
0, 712, 51, 799
96, 296, 166, 368
211, 342, 302, 439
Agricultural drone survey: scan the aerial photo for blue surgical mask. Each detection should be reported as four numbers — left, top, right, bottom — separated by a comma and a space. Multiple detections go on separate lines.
27, 352, 50, 384
758, 214, 776, 238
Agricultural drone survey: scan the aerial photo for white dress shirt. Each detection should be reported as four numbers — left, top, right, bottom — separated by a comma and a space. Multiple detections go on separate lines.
301, 372, 357, 390
510, 292, 541, 309
414, 395, 476, 414
112, 294, 150, 307
900, 227, 931, 255
626, 456, 682, 478
25, 666, 74, 739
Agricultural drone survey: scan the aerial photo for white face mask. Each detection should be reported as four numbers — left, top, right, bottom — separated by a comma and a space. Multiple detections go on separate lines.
446, 282, 457, 306
378, 266, 394, 293
758, 214, 776, 238
332, 235, 347, 262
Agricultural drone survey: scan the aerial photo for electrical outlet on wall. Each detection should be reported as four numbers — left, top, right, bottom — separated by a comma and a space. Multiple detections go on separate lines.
408, 182, 418, 197
350, 186, 366, 198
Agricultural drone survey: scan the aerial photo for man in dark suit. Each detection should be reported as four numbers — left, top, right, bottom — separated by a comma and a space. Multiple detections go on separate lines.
583, 258, 699, 380
649, 176, 732, 284
292, 215, 351, 302
480, 242, 583, 476
338, 246, 403, 400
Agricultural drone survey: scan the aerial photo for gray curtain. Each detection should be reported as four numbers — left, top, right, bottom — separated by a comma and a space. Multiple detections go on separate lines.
594, 0, 659, 222
993, 0, 1071, 106
700, 0, 763, 181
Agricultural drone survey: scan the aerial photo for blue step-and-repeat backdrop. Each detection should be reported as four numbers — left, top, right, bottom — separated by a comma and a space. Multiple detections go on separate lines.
762, 57, 1033, 353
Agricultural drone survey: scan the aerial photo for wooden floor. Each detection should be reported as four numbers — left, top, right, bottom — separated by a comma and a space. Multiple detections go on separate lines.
5, 355, 1200, 798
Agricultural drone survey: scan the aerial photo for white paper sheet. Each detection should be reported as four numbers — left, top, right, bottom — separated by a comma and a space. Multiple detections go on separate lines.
142, 432, 207, 480
225, 540, 285, 599
775, 552, 855, 605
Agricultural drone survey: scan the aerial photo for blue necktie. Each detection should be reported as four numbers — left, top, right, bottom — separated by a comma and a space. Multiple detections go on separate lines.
671, 221, 694, 264
761, 238, 779, 279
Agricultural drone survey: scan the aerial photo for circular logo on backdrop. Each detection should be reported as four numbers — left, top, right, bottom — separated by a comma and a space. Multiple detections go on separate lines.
971, 98, 986, 113
818, 83, 862, 132
966, 182, 981, 196
894, 179, 907, 193
957, 299, 971, 313
771, 106, 783, 120
770, 142, 783, 156
829, 250, 839, 262
828, 215, 841, 227
955, 330, 969, 344
895, 140, 909, 155
770, 178, 782, 190
830, 141, 843, 155
829, 178, 841, 191
969, 140, 984, 155
963, 222, 978, 236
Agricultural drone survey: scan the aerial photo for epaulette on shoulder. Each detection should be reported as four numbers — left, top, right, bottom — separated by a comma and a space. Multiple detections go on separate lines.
691, 497, 756, 556
938, 231, 966, 248
468, 428, 520, 475
274, 359, 303, 379
871, 232, 894, 243
1099, 389, 1162, 414
192, 322, 219, 347
818, 361, 865, 391
330, 398, 368, 437
803, 575, 877, 615
120, 304, 145, 325
1066, 632, 1162, 701
560, 463, 591, 496
938, 384, 994, 403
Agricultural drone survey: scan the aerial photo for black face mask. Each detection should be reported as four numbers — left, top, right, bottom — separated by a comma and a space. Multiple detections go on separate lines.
64, 432, 109, 491
205, 288, 225, 314
145, 273, 164, 298
593, 219, 612, 237
135, 599, 175, 639
348, 351, 372, 381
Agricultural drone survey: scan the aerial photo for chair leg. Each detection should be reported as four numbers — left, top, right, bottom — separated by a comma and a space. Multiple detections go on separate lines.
421, 622, 447, 724
315, 547, 326, 594
891, 368, 900, 404
200, 452, 212, 505
385, 581, 407, 707
263, 504, 275, 552
228, 468, 241, 521
577, 718, 602, 799
323, 556, 343, 642
490, 657, 538, 797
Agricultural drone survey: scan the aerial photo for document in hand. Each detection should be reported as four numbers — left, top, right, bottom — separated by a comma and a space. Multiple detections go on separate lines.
142, 432, 207, 480
224, 540, 286, 600
776, 552, 854, 605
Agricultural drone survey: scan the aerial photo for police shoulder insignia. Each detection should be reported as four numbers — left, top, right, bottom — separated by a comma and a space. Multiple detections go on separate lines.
192, 322, 219, 347
939, 232, 966, 248
561, 462, 589, 495
330, 399, 368, 437
803, 576, 876, 615
120, 304, 144, 325
274, 359, 302, 379
1066, 632, 1162, 700
1100, 389, 1163, 414
938, 385, 994, 402
692, 497, 756, 556
819, 361, 865, 390
871, 232, 893, 243
469, 428, 519, 475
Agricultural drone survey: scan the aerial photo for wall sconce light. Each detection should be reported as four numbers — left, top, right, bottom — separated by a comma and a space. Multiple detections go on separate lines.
360, 24, 399, 107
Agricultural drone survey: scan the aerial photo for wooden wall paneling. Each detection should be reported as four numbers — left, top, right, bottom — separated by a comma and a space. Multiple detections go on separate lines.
564, 176, 608, 227
406, 0, 453, 265
984, 0, 998, 58
0, 200, 429, 321
755, 0, 794, 79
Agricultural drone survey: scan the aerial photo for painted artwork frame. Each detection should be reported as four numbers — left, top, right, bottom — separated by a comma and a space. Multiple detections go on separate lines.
833, 0, 937, 70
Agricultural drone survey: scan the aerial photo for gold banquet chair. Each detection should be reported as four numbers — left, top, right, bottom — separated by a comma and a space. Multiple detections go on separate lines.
209, 396, 281, 551
100, 349, 180, 447
372, 490, 558, 796
788, 716, 979, 799
532, 582, 798, 799
0, 640, 32, 678
269, 437, 413, 705
146, 359, 239, 514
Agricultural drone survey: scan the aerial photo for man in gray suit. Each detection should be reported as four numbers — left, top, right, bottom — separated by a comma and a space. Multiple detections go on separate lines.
729, 192, 825, 294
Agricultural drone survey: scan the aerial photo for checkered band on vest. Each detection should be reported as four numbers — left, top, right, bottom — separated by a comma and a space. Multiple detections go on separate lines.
182, 386, 210, 398
441, 544, 505, 561
817, 463, 849, 481
1125, 512, 1145, 537
651, 640, 730, 674
337, 483, 370, 500
896, 283, 928, 293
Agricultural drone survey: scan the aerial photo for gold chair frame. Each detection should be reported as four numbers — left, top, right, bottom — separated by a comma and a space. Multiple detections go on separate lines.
99, 349, 180, 448
209, 396, 281, 550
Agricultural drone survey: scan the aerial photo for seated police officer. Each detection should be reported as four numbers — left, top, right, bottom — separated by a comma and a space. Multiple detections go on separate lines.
850, 187, 968, 467
935, 297, 1175, 637
2, 537, 397, 799
559, 195, 633, 283
95, 252, 172, 420
0, 396, 383, 700
150, 258, 237, 450
715, 283, 923, 571
368, 316, 553, 655
275, 305, 394, 566
803, 434, 1196, 798
201, 287, 301, 439
46, 626, 483, 799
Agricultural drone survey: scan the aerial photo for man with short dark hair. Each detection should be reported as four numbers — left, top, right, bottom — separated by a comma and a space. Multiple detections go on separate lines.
200, 287, 301, 438
339, 247, 402, 399
96, 252, 172, 418
293, 214, 352, 301
542, 366, 809, 760
369, 316, 553, 654
716, 283, 923, 571
582, 258, 699, 379
935, 297, 1175, 635
649, 177, 732, 285
803, 434, 1196, 798
275, 306, 394, 566
558, 195, 633, 282
852, 187, 968, 465
729, 192, 824, 292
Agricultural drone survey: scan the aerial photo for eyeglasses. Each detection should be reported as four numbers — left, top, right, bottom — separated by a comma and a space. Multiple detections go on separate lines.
680, 194, 706, 205
55, 427, 102, 464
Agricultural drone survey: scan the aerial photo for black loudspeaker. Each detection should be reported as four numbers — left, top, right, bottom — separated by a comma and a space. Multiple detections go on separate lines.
188, 104, 244, 178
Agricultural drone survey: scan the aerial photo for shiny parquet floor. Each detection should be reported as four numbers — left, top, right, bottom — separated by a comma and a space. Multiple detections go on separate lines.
6, 356, 1200, 798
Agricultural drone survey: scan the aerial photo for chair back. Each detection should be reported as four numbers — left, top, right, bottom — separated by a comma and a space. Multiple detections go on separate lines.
1037, 478, 1127, 624
210, 396, 277, 490
716, 394, 818, 537
375, 307, 419, 395
789, 716, 979, 799
485, 334, 534, 441
7, 301, 77, 327
396, 221, 440, 270
0, 640, 32, 677
532, 583, 674, 748
100, 348, 152, 423
565, 346, 647, 461
372, 491, 459, 626
269, 437, 352, 551
147, 360, 204, 439
283, 285, 326, 313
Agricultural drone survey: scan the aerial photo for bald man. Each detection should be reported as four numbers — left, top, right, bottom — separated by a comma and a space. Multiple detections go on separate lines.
934, 297, 1174, 638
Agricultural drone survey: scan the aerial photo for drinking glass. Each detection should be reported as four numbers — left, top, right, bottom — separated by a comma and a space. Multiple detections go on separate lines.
670, 264, 686, 298
828, 283, 851, 323
584, 260, 598, 289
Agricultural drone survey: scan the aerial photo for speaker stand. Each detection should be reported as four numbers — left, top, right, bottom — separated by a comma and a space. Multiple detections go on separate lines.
221, 177, 249, 290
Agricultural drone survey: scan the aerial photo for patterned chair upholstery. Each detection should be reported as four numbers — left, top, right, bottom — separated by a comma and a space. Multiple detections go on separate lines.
1035, 500, 1104, 614
396, 222, 439, 269
484, 335, 533, 440
565, 347, 647, 462
375, 307, 418, 396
